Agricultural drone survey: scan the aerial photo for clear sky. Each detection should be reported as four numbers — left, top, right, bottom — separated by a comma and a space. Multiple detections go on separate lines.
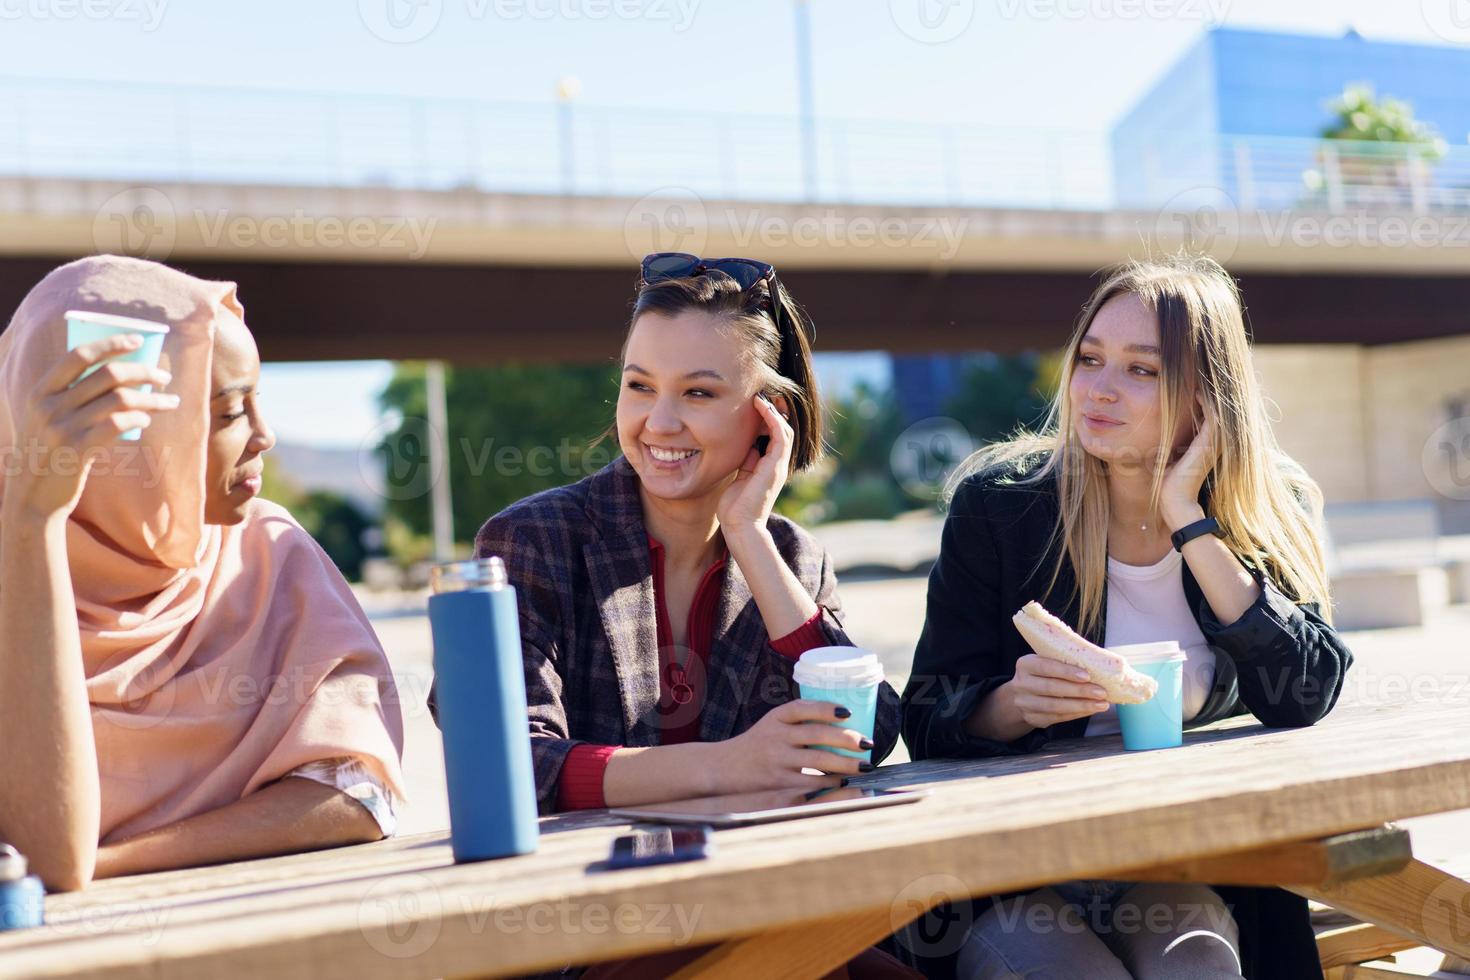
2, 0, 1459, 447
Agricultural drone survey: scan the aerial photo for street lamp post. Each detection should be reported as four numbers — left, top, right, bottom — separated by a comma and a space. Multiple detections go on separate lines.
794, 0, 818, 200
425, 360, 454, 563
557, 75, 582, 194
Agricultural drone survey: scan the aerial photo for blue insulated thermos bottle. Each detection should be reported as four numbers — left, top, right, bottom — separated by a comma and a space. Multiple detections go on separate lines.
429, 558, 539, 862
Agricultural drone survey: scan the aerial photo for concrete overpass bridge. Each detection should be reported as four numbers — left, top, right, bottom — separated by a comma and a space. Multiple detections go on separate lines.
3, 177, 1469, 363
1, 77, 1465, 514
0, 76, 1467, 363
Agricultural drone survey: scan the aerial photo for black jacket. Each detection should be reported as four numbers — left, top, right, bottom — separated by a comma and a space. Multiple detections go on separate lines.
897, 452, 1352, 980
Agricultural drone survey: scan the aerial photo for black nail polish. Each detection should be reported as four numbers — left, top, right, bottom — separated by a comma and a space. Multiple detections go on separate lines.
859, 762, 875, 773
839, 778, 850, 787
833, 706, 851, 720
858, 737, 874, 751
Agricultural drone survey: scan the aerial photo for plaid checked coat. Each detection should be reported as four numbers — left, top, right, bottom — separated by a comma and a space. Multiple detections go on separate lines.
433, 456, 901, 814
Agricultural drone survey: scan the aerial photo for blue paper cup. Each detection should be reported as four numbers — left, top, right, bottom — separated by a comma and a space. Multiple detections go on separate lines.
794, 647, 883, 763
65, 310, 170, 442
1114, 641, 1187, 751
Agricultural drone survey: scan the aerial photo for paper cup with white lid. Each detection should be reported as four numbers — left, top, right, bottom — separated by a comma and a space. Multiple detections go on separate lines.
1112, 640, 1186, 751
793, 646, 884, 762
65, 310, 170, 442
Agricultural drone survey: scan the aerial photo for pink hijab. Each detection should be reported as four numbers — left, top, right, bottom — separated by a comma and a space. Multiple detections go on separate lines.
0, 256, 405, 844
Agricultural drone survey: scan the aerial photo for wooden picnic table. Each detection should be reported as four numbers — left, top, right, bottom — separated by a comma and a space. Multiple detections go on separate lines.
2, 690, 1468, 979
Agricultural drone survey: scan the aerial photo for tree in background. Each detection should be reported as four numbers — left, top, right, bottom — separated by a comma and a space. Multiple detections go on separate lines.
791, 352, 1059, 524
377, 361, 620, 550
373, 352, 1060, 554
259, 455, 300, 510
293, 492, 373, 581
260, 456, 374, 580
804, 381, 907, 522
943, 351, 1057, 445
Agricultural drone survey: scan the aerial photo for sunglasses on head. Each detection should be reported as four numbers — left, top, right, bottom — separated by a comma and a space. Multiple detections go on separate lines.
640, 252, 809, 343
640, 252, 778, 296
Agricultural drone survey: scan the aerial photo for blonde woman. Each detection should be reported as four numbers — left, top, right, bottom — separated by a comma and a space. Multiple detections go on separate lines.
901, 255, 1352, 980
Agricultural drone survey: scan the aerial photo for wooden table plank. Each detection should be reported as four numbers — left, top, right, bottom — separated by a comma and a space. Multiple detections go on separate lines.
1117, 826, 1413, 888
1318, 921, 1424, 969
0, 695, 1465, 979
667, 902, 936, 980
1325, 966, 1425, 980
1293, 859, 1470, 962
1326, 951, 1470, 978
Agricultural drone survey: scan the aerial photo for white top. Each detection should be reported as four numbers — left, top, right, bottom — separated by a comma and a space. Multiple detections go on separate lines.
1085, 548, 1217, 737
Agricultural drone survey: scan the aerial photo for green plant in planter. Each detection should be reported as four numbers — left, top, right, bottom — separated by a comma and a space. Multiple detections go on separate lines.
1304, 83, 1449, 208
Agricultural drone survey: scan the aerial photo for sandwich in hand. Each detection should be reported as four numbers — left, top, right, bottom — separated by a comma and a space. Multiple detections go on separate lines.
1011, 601, 1158, 704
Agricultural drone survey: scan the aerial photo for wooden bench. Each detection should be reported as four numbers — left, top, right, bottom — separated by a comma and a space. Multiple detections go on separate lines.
1315, 850, 1470, 978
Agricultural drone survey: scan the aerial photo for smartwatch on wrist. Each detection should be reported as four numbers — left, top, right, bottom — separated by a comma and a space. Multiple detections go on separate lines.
1171, 516, 1223, 552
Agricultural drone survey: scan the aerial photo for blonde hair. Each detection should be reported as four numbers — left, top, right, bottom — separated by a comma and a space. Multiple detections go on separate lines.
947, 254, 1334, 637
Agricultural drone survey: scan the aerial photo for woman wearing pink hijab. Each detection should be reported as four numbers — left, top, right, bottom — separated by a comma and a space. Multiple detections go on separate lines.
0, 256, 406, 891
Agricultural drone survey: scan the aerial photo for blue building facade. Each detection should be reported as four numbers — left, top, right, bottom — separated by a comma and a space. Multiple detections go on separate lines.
901, 29, 1470, 439
891, 353, 977, 424
1112, 28, 1470, 208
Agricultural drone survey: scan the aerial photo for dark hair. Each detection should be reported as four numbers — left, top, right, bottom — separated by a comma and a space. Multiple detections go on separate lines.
620, 270, 825, 471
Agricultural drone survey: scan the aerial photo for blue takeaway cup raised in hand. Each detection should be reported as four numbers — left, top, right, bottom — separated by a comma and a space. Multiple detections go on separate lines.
64, 310, 170, 442
793, 647, 884, 763
1113, 641, 1187, 751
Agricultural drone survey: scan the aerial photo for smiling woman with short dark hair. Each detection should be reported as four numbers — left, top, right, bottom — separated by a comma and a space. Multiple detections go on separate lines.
431, 254, 902, 816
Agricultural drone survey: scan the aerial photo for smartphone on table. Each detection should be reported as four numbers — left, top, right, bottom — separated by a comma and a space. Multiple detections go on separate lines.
600, 825, 713, 871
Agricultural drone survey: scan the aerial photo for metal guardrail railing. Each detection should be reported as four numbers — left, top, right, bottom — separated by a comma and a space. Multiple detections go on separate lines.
1119, 131, 1470, 215
1, 77, 1466, 214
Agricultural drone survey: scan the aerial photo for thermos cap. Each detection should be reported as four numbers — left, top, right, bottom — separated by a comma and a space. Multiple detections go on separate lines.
431, 557, 508, 593
0, 844, 28, 881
